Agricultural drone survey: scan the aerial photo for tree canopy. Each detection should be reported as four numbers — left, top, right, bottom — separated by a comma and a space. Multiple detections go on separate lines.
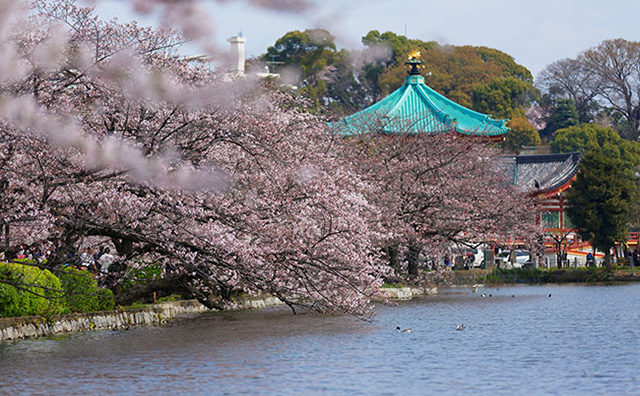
536, 58, 600, 125
263, 29, 338, 80
472, 76, 539, 119
1, 1, 389, 315
538, 39, 640, 140
0, 0, 542, 316
261, 29, 537, 120
542, 99, 579, 139
364, 33, 536, 114
566, 152, 638, 267
503, 115, 542, 154
551, 124, 640, 167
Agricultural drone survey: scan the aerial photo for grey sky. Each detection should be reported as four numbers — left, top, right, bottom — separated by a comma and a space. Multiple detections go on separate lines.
95, 0, 640, 78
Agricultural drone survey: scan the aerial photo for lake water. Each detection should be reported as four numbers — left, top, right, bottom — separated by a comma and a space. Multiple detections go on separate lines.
2, 284, 640, 395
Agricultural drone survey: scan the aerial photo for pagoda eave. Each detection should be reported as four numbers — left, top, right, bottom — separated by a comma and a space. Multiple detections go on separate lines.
334, 73, 510, 137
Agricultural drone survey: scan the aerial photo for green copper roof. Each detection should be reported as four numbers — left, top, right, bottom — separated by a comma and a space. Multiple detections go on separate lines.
334, 75, 509, 136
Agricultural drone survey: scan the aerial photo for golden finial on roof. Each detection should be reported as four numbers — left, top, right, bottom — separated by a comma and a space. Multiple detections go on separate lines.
408, 50, 421, 60
405, 50, 424, 76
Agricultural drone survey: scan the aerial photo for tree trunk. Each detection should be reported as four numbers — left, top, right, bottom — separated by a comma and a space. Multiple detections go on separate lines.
1, 223, 8, 254
406, 243, 420, 278
604, 250, 613, 271
385, 245, 401, 274
556, 251, 562, 269
113, 238, 133, 256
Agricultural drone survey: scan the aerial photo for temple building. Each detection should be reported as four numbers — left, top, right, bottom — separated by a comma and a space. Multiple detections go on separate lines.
333, 53, 509, 138
501, 152, 581, 230
331, 51, 600, 266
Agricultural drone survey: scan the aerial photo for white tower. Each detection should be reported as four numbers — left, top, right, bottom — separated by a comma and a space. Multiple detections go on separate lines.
227, 34, 247, 75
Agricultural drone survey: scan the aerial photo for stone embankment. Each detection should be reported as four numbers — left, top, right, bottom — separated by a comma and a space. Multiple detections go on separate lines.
377, 285, 438, 300
0, 287, 437, 342
447, 270, 489, 286
0, 300, 209, 342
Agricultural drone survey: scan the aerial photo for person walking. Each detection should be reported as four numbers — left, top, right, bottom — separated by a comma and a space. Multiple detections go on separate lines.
99, 248, 115, 273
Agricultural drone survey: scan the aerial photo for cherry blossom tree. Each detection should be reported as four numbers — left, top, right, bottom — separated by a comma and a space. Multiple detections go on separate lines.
340, 128, 542, 278
0, 0, 387, 315
0, 0, 540, 318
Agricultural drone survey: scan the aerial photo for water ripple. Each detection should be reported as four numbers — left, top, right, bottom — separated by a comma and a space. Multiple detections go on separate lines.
2, 284, 640, 395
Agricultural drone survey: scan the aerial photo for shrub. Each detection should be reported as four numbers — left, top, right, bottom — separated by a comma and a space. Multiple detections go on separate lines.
59, 267, 115, 313
0, 261, 66, 318
484, 268, 550, 284
120, 262, 162, 290
484, 267, 611, 284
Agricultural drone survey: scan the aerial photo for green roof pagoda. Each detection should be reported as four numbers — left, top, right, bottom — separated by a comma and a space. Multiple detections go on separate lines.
334, 55, 509, 137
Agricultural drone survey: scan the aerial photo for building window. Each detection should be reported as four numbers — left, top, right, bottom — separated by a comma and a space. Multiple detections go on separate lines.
542, 211, 560, 229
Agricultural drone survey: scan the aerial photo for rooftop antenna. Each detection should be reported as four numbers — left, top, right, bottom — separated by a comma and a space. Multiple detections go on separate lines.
404, 23, 408, 59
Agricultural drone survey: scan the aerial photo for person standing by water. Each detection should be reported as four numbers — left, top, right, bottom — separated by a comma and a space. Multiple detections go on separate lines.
586, 252, 595, 267
509, 249, 517, 269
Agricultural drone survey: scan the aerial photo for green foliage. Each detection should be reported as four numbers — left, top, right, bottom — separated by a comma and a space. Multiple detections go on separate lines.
484, 268, 549, 283
551, 123, 640, 166
361, 31, 536, 111
59, 267, 115, 313
546, 268, 610, 282
599, 107, 635, 138
362, 31, 439, 96
262, 29, 355, 114
475, 47, 533, 83
484, 267, 611, 283
566, 152, 639, 265
361, 30, 439, 66
323, 50, 375, 114
472, 76, 539, 119
120, 262, 162, 290
0, 262, 115, 318
121, 301, 148, 310
264, 29, 535, 117
502, 115, 541, 153
381, 283, 406, 288
543, 99, 579, 139
0, 262, 65, 318
263, 28, 337, 83
554, 124, 640, 266
157, 294, 180, 302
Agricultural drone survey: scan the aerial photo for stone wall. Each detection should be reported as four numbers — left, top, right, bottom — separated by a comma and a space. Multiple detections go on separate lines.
1, 287, 438, 342
0, 300, 208, 342
447, 270, 489, 286
0, 294, 293, 342
377, 286, 438, 300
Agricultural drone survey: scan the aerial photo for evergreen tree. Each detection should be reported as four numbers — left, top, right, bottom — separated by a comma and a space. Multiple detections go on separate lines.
551, 124, 640, 167
566, 152, 638, 268
542, 99, 579, 140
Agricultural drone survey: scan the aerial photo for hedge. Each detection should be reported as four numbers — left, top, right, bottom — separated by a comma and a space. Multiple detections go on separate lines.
59, 266, 115, 313
0, 262, 115, 318
0, 261, 66, 318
